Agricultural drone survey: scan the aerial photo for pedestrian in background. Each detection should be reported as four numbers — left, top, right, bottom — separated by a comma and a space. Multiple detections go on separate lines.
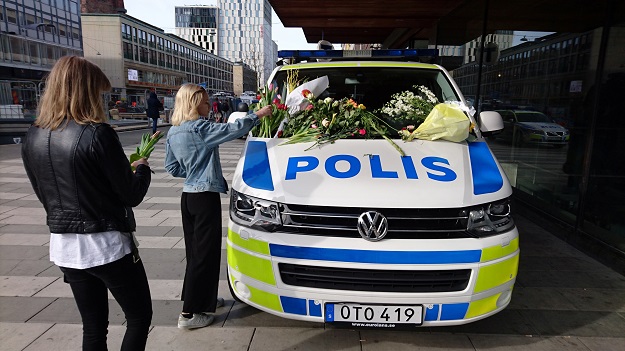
220, 98, 230, 121
164, 83, 271, 330
147, 91, 163, 134
21, 56, 153, 350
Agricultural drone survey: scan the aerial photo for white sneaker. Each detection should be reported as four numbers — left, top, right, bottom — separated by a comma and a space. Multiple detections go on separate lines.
216, 297, 224, 308
177, 313, 214, 330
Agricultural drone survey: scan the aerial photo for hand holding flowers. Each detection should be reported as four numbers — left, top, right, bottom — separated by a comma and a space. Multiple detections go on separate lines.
129, 131, 162, 171
251, 84, 289, 138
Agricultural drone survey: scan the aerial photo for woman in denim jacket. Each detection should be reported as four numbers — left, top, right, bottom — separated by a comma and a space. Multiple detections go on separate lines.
164, 84, 271, 329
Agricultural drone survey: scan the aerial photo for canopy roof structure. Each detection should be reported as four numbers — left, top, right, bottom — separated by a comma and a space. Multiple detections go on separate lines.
269, 0, 625, 47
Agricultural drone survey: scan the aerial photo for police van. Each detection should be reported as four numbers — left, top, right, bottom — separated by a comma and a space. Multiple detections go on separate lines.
227, 49, 518, 328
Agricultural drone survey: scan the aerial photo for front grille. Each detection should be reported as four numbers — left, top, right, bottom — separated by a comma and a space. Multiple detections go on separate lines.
279, 263, 471, 292
280, 204, 470, 239
546, 131, 565, 136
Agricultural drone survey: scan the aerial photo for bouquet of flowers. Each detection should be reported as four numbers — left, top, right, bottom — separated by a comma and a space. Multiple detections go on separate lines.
376, 85, 439, 133
282, 90, 405, 156
129, 131, 162, 170
250, 84, 289, 138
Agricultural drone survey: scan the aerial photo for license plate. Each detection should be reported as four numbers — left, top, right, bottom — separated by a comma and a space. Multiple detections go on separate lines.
325, 303, 423, 327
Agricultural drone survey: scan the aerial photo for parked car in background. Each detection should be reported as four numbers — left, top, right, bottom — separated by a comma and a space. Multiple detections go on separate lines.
495, 110, 569, 147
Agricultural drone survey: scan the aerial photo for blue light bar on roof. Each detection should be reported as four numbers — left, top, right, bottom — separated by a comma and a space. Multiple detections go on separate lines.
278, 49, 438, 60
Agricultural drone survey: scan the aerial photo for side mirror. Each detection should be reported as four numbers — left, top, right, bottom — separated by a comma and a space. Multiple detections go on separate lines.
479, 111, 504, 133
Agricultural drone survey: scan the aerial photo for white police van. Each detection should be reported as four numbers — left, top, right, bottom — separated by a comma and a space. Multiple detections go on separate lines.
227, 49, 518, 328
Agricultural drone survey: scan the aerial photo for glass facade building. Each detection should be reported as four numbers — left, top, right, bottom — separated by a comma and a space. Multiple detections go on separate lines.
217, 0, 273, 85
174, 6, 218, 54
0, 0, 82, 117
452, 23, 625, 270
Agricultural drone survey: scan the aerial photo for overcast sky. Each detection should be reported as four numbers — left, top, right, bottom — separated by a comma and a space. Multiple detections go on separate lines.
123, 0, 319, 50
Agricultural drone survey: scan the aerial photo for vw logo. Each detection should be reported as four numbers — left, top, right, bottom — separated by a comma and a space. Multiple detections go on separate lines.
357, 211, 388, 241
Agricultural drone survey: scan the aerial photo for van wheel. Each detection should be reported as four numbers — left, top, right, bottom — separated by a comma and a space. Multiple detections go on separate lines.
228, 275, 243, 303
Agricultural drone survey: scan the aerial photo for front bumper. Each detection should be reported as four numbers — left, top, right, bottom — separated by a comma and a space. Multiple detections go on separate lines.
226, 223, 519, 326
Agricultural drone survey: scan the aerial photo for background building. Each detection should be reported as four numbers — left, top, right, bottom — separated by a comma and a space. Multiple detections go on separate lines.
0, 0, 83, 118
81, 12, 233, 107
174, 5, 218, 55
217, 0, 273, 85
232, 61, 257, 96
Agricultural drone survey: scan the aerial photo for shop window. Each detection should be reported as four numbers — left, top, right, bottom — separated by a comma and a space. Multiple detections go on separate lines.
10, 37, 24, 62
30, 42, 40, 65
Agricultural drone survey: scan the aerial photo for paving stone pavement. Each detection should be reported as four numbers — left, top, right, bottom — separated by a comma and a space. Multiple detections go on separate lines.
1, 130, 624, 350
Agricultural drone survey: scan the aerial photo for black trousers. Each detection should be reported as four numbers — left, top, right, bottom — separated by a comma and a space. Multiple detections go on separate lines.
60, 254, 152, 351
180, 191, 222, 313
151, 117, 158, 134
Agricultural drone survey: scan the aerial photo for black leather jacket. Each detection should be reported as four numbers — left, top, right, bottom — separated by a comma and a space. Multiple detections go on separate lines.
21, 121, 151, 234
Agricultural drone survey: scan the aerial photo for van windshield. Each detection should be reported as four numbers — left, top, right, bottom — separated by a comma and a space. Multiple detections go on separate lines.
271, 66, 460, 111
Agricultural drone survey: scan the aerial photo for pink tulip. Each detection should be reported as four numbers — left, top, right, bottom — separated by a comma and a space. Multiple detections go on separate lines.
359, 129, 366, 135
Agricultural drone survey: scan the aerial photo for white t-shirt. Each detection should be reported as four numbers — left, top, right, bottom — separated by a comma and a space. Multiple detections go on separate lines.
49, 231, 132, 269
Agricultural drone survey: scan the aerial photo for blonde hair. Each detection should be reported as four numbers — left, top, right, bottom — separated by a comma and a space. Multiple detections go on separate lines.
171, 83, 206, 126
35, 56, 111, 130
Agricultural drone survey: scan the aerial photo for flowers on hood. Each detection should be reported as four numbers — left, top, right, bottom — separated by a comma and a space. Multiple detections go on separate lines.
376, 85, 438, 126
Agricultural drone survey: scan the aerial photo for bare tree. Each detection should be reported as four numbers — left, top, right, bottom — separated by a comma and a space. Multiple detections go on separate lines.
241, 45, 273, 88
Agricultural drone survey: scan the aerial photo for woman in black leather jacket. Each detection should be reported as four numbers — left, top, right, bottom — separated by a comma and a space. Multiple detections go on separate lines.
21, 56, 153, 351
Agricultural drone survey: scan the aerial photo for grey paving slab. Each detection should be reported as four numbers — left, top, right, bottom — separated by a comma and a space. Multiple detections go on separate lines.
0, 259, 53, 276
134, 225, 176, 237
163, 226, 184, 237
519, 255, 609, 272
28, 297, 126, 325
0, 297, 55, 322
0, 233, 48, 246
520, 310, 625, 337
0, 276, 58, 297
0, 246, 48, 260
137, 248, 186, 263
578, 337, 625, 351
508, 287, 578, 310
143, 259, 185, 280
150, 299, 184, 327
469, 335, 590, 351
360, 332, 473, 351
224, 301, 322, 328
36, 265, 62, 277
250, 327, 362, 351
431, 309, 537, 335
516, 269, 625, 289
22, 323, 128, 351
145, 326, 254, 350
0, 322, 53, 351
558, 288, 625, 312
0, 224, 49, 234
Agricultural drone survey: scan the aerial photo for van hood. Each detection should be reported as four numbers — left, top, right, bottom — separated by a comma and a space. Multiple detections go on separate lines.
232, 137, 512, 208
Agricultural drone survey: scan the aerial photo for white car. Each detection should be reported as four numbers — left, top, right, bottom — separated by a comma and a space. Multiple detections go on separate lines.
496, 110, 570, 147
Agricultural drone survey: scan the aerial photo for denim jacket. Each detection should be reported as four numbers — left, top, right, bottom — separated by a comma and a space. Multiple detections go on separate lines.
164, 113, 259, 193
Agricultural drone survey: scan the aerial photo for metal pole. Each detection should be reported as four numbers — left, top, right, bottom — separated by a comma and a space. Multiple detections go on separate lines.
474, 0, 489, 117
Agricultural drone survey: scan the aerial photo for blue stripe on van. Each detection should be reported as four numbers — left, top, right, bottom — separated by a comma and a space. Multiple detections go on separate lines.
309, 300, 322, 317
280, 296, 307, 315
269, 244, 481, 264
424, 304, 440, 321
468, 142, 503, 195
242, 141, 274, 191
440, 303, 469, 320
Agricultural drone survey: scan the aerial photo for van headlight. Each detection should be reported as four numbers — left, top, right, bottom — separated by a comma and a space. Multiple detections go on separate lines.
230, 190, 282, 232
466, 198, 514, 237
